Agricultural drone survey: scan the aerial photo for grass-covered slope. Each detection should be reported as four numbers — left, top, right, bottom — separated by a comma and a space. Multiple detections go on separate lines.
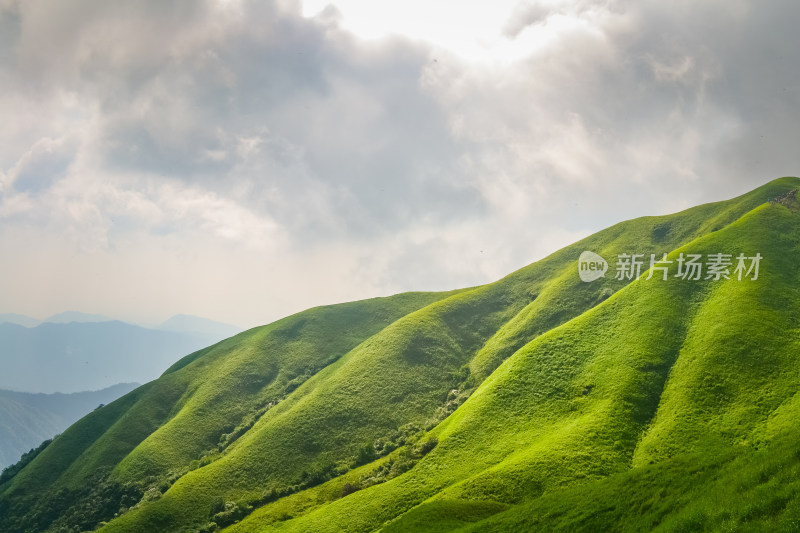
0, 293, 455, 532
342, 198, 800, 533
1, 177, 798, 533
458, 424, 800, 532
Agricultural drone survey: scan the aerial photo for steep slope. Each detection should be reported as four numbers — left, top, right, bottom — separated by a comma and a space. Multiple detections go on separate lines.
274, 196, 798, 533
0, 384, 138, 470
221, 178, 800, 533
0, 177, 797, 533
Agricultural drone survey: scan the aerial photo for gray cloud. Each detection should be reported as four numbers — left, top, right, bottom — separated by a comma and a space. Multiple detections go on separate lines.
445, 0, 800, 227
9, 136, 75, 192
1, 0, 478, 242
0, 0, 799, 328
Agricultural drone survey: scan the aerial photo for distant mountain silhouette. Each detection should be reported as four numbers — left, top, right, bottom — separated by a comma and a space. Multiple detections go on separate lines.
43, 311, 114, 324
0, 317, 243, 393
0, 383, 139, 470
0, 313, 41, 328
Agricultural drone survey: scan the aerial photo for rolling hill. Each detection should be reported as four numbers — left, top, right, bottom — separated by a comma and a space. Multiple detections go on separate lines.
1, 177, 799, 533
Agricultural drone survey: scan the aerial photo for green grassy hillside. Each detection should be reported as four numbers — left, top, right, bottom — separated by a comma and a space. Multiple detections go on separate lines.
1, 177, 798, 533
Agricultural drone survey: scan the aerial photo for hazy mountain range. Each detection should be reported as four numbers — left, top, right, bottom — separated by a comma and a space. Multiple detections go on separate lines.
0, 314, 244, 393
0, 383, 139, 471
2, 178, 800, 532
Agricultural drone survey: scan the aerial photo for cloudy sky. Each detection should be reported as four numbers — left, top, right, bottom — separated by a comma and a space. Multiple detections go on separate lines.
0, 0, 798, 329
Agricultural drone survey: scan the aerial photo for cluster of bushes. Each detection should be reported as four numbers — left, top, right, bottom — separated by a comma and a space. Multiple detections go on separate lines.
283, 374, 311, 394
193, 361, 364, 482
0, 444, 204, 533
192, 435, 441, 532
429, 387, 473, 427
207, 499, 254, 528
330, 384, 466, 501
769, 188, 799, 209
199, 490, 293, 531
216, 398, 281, 452
372, 425, 415, 459
0, 466, 143, 533
341, 436, 440, 498
365, 385, 470, 464
253, 461, 346, 507
191, 366, 333, 476
208, 367, 323, 462
6, 375, 465, 533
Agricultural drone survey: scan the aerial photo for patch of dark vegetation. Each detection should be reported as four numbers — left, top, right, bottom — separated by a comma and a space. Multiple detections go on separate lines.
338, 437, 440, 498
272, 318, 307, 341
188, 355, 472, 532
769, 188, 800, 211
0, 466, 144, 533
190, 357, 350, 476
208, 499, 254, 529
652, 222, 672, 242
192, 389, 457, 532
595, 287, 614, 304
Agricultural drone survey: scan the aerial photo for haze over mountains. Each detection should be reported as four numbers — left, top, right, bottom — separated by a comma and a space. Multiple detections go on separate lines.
0, 313, 244, 393
0, 383, 139, 471
0, 314, 43, 328
0, 313, 242, 472
2, 178, 799, 532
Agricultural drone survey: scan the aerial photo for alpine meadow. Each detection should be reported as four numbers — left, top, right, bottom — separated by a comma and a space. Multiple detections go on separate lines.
4, 176, 800, 532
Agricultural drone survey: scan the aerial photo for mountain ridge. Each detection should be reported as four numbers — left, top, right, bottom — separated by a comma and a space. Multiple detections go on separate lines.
43, 311, 115, 324
0, 314, 41, 328
0, 317, 244, 393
